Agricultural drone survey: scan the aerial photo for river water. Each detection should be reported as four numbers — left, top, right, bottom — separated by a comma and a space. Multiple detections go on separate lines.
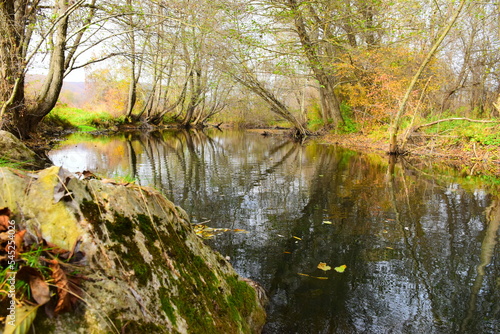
48, 129, 499, 334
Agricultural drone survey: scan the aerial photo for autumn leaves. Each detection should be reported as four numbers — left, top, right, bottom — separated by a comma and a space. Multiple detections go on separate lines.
0, 207, 85, 333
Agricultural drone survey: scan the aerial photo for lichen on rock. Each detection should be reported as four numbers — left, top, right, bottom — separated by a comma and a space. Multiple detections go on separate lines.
0, 166, 267, 333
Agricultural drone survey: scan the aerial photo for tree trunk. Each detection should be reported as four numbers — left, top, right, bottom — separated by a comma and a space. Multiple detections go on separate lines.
388, 0, 467, 154
125, 49, 137, 120
287, 0, 344, 128
231, 71, 309, 137
13, 0, 69, 138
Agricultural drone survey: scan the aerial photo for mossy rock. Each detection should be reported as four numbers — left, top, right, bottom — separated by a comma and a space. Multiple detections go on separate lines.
0, 130, 46, 169
0, 166, 266, 333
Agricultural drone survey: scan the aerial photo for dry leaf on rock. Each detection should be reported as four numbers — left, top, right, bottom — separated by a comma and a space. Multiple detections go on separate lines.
48, 259, 81, 314
3, 303, 39, 334
43, 240, 70, 257
16, 267, 51, 305
0, 207, 12, 232
76, 170, 99, 180
14, 230, 26, 258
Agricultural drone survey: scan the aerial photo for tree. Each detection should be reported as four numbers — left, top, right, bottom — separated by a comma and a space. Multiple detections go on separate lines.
388, 0, 468, 154
0, 0, 98, 138
281, 0, 345, 128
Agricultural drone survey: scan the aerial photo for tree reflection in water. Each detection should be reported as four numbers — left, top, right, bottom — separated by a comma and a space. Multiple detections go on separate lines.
49, 129, 499, 334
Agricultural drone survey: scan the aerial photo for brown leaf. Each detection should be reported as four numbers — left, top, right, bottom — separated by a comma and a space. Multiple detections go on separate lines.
101, 178, 130, 186
48, 259, 80, 314
0, 231, 10, 243
0, 207, 12, 232
76, 170, 99, 180
100, 178, 117, 184
16, 267, 51, 305
14, 230, 26, 258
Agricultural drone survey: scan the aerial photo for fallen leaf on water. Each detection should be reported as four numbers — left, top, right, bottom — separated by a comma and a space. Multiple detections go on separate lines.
334, 265, 347, 273
297, 273, 328, 280
292, 236, 302, 241
193, 225, 248, 239
317, 262, 331, 271
322, 221, 332, 225
232, 229, 249, 233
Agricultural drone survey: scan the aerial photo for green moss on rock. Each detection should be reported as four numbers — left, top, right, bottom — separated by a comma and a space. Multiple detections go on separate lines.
159, 287, 177, 325
0, 166, 266, 333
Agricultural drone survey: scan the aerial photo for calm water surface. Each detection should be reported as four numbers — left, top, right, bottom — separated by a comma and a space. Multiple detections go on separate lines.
49, 130, 499, 334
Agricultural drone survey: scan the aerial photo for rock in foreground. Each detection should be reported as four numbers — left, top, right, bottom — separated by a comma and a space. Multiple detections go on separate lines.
0, 166, 266, 333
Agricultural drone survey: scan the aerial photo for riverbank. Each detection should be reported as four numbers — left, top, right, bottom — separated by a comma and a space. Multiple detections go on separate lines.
321, 132, 500, 178
15, 119, 500, 185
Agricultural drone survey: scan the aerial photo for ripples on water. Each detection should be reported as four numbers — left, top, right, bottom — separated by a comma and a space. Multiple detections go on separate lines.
49, 129, 499, 334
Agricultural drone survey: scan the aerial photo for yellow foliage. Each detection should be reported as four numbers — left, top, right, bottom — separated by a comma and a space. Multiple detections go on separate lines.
337, 45, 446, 129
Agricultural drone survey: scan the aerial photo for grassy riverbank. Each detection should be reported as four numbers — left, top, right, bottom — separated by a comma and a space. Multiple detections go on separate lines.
35, 106, 500, 178
43, 105, 125, 132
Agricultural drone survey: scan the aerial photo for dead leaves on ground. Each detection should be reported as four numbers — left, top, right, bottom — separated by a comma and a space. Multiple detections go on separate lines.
16, 267, 51, 306
47, 259, 82, 314
3, 304, 39, 334
0, 206, 85, 322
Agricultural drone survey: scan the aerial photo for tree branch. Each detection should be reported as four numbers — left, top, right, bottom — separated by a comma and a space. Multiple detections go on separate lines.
413, 118, 500, 131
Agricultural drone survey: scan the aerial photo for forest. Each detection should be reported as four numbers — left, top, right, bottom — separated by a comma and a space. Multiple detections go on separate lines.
1, 0, 499, 154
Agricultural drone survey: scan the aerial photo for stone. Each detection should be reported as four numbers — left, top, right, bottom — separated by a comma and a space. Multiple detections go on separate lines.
0, 166, 266, 333
0, 130, 46, 169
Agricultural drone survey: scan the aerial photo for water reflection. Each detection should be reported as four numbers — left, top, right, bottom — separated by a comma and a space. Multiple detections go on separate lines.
49, 130, 499, 333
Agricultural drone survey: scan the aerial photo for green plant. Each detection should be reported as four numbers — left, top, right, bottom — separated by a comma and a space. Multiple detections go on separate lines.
110, 173, 137, 184
0, 158, 25, 169
338, 103, 358, 134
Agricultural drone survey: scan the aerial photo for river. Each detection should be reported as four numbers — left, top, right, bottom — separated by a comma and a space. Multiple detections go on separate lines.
48, 129, 499, 334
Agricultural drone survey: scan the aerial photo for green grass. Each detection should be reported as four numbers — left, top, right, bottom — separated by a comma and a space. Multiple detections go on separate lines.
44, 105, 123, 131
338, 103, 358, 134
0, 157, 25, 169
417, 115, 500, 147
